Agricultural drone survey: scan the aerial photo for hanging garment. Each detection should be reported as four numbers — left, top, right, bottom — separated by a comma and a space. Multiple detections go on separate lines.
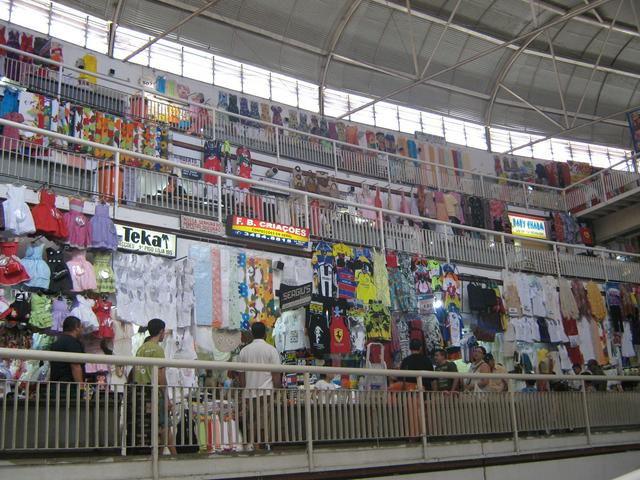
64, 199, 92, 248
66, 251, 97, 292
0, 241, 30, 286
7, 291, 31, 324
69, 295, 98, 332
559, 278, 580, 320
51, 298, 70, 332
307, 299, 330, 356
365, 303, 392, 341
372, 250, 391, 307
330, 309, 351, 354
93, 252, 116, 293
90, 203, 118, 250
21, 243, 50, 289
93, 298, 114, 339
355, 270, 377, 305
30, 292, 52, 329
3, 185, 35, 235
31, 189, 67, 239
175, 258, 195, 329
47, 246, 73, 292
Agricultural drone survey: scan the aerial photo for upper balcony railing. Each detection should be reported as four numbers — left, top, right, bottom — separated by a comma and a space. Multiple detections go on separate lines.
5, 45, 639, 214
1, 117, 639, 284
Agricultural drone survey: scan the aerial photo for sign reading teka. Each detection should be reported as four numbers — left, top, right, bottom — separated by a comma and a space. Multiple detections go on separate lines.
227, 216, 309, 248
116, 224, 177, 258
508, 213, 547, 240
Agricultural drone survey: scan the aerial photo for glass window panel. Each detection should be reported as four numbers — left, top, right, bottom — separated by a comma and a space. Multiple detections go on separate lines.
375, 101, 399, 130
113, 26, 149, 66
183, 46, 213, 83
242, 63, 270, 98
297, 78, 319, 112
0, 0, 10, 21
443, 117, 466, 147
11, 0, 50, 34
550, 138, 571, 162
349, 92, 375, 126
271, 72, 298, 107
421, 111, 444, 137
464, 121, 487, 150
489, 127, 511, 153
589, 144, 610, 168
50, 2, 90, 48
149, 38, 182, 75
214, 55, 242, 91
532, 137, 554, 161
569, 141, 591, 164
510, 130, 533, 157
323, 88, 349, 118
86, 15, 108, 54
608, 147, 631, 170
398, 106, 422, 134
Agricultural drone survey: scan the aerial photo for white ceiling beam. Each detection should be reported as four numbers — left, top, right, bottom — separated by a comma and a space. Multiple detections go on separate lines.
337, 0, 614, 119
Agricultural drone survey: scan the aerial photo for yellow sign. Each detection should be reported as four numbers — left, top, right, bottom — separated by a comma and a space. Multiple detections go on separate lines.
508, 214, 547, 239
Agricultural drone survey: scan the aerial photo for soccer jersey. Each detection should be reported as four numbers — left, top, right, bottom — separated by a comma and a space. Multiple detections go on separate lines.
330, 310, 351, 354
365, 303, 392, 341
336, 267, 356, 300
307, 299, 330, 355
347, 307, 366, 353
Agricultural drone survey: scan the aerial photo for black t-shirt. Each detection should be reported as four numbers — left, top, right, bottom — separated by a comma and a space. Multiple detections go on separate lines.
400, 353, 433, 384
307, 300, 330, 356
434, 361, 458, 391
50, 334, 85, 382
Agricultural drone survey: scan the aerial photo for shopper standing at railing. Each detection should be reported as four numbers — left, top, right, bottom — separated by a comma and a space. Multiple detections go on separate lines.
432, 348, 459, 393
463, 346, 491, 392
50, 316, 85, 390
133, 318, 177, 456
237, 322, 281, 451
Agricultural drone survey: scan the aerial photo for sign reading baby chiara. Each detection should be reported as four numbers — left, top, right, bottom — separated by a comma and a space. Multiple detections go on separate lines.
116, 224, 177, 258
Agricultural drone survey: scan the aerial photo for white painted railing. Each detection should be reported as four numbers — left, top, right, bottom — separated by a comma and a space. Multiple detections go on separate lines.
0, 348, 639, 479
1, 120, 639, 282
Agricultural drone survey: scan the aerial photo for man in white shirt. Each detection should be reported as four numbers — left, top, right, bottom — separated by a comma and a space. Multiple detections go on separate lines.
237, 322, 281, 449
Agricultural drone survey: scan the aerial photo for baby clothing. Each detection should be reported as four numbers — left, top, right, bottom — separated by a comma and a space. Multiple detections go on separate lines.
69, 294, 98, 332
51, 297, 70, 331
93, 252, 116, 293
21, 244, 50, 289
31, 189, 67, 238
3, 185, 35, 235
0, 241, 31, 286
64, 198, 92, 248
90, 203, 118, 250
93, 298, 114, 339
66, 251, 97, 292
30, 292, 52, 329
47, 246, 73, 292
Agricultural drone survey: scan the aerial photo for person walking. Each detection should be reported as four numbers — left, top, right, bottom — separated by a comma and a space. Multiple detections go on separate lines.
237, 322, 281, 450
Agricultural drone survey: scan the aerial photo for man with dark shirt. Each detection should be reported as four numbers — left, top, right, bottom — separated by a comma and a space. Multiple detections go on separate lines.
398, 339, 433, 388
50, 316, 85, 384
432, 348, 459, 392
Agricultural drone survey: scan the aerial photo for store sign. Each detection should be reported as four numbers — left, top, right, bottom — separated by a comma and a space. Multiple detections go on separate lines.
415, 131, 446, 145
180, 215, 225, 237
508, 214, 547, 240
279, 283, 312, 311
227, 216, 310, 248
116, 224, 176, 257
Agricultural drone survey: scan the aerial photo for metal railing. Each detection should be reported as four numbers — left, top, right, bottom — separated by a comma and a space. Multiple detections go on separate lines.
1, 46, 617, 213
1, 119, 640, 283
0, 348, 639, 478
565, 155, 640, 213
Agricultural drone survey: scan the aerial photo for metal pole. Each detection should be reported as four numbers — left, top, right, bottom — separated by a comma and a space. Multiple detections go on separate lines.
553, 244, 561, 278
378, 210, 386, 252
509, 383, 519, 452
304, 194, 310, 231
444, 229, 451, 263
601, 250, 609, 282
416, 377, 428, 460
581, 380, 592, 445
333, 142, 338, 175
113, 152, 120, 218
217, 175, 223, 222
562, 189, 568, 211
501, 235, 508, 269
56, 66, 63, 101
523, 183, 529, 209
211, 106, 217, 141
303, 372, 314, 471
599, 171, 607, 202
275, 125, 281, 161
480, 175, 486, 198
151, 366, 159, 480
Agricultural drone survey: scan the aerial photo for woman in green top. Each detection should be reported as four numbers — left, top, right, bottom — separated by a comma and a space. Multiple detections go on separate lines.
134, 319, 177, 456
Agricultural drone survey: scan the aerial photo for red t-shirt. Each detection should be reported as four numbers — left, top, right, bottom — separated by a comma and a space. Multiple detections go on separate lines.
330, 314, 351, 354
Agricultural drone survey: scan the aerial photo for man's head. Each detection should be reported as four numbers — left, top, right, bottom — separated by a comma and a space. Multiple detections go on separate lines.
572, 363, 582, 375
525, 379, 536, 388
409, 339, 422, 354
485, 352, 495, 369
62, 316, 82, 338
472, 345, 486, 363
251, 322, 267, 340
433, 348, 447, 365
147, 318, 166, 341
587, 359, 598, 370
